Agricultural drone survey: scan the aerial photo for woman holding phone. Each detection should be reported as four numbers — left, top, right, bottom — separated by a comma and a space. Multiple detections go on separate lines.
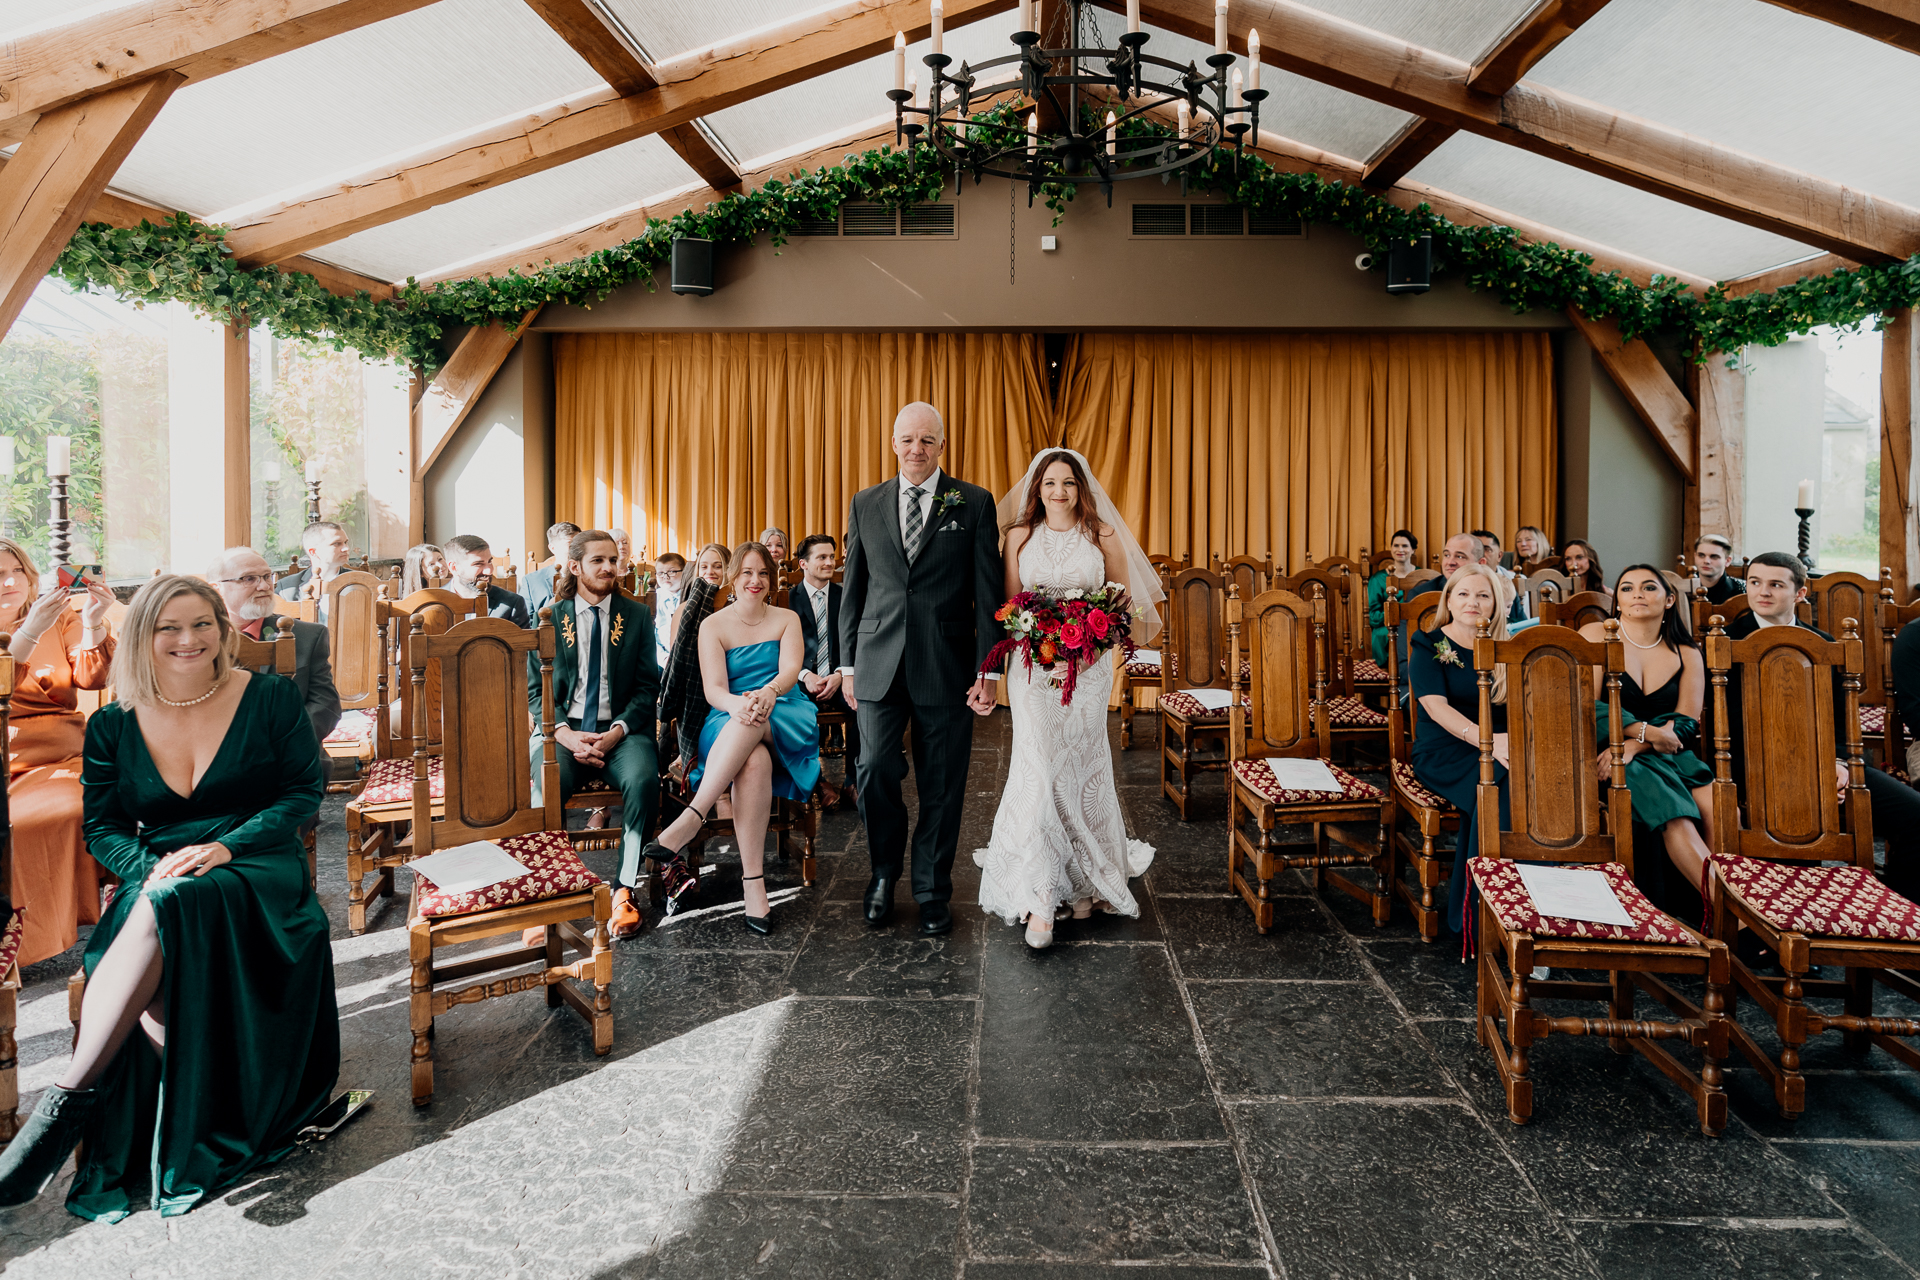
0, 539, 117, 966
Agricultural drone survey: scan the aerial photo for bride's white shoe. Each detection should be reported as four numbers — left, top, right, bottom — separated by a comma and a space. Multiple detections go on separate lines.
1022, 913, 1054, 950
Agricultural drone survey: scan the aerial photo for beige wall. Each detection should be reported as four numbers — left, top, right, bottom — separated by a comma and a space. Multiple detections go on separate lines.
424, 333, 553, 560
1559, 330, 1684, 575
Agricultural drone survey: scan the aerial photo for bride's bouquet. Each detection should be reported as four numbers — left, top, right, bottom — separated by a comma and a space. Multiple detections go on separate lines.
980, 583, 1138, 706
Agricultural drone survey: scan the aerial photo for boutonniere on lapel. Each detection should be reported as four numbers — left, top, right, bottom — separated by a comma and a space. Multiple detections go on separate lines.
559, 609, 577, 650
609, 613, 625, 648
1434, 637, 1464, 668
935, 489, 965, 518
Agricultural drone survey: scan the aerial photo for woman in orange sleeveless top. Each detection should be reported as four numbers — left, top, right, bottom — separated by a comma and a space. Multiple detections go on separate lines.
1, 538, 117, 966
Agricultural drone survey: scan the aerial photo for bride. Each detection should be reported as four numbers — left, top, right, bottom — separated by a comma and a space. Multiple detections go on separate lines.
974, 448, 1162, 950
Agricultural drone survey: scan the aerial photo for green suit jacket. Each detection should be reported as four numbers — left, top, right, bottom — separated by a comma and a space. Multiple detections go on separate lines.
528, 593, 661, 733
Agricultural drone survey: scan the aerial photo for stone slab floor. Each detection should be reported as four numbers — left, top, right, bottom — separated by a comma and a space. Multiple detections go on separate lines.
3, 711, 1919, 1278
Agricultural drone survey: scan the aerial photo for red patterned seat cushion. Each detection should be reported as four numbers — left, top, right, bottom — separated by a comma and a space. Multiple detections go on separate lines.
1471, 858, 1696, 945
1391, 760, 1456, 813
358, 755, 444, 807
1160, 690, 1244, 723
1710, 853, 1920, 941
1352, 659, 1391, 684
0, 908, 23, 976
1124, 661, 1162, 679
1326, 694, 1388, 728
414, 829, 603, 919
323, 708, 375, 745
1860, 705, 1886, 736
1230, 757, 1384, 805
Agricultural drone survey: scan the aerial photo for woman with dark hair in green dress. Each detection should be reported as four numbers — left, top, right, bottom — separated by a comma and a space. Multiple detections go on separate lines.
0, 575, 336, 1220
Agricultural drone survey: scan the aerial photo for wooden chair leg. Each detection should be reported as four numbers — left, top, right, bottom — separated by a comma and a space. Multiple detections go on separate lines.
1775, 963, 1810, 1119
1608, 969, 1634, 1055
1370, 812, 1391, 925
409, 920, 435, 1107
590, 893, 614, 1057
0, 966, 17, 1143
545, 924, 564, 1009
1503, 936, 1536, 1124
1844, 966, 1873, 1054
345, 809, 369, 935
1252, 807, 1276, 935
1120, 695, 1134, 750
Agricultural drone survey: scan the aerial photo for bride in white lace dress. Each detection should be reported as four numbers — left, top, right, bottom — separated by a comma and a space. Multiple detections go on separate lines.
974, 449, 1163, 950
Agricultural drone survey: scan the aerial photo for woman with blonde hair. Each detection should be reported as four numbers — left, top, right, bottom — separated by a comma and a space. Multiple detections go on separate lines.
0, 575, 335, 1218
1407, 564, 1513, 937
0, 537, 118, 966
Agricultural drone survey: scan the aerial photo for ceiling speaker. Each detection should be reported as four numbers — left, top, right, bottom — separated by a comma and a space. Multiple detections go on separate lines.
671, 238, 714, 296
1385, 234, 1432, 295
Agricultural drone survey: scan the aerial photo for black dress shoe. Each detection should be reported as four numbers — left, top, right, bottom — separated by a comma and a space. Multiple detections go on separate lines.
918, 902, 953, 936
863, 875, 894, 927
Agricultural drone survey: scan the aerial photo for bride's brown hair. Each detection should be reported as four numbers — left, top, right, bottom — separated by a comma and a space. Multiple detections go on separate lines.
1015, 450, 1104, 544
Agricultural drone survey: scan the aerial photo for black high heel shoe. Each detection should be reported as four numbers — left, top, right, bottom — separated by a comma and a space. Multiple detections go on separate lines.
741, 874, 772, 935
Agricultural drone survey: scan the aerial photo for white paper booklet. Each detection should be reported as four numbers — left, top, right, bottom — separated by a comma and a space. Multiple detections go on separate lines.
1181, 687, 1234, 711
408, 841, 530, 896
1515, 864, 1634, 927
1132, 648, 1162, 666
1264, 756, 1343, 794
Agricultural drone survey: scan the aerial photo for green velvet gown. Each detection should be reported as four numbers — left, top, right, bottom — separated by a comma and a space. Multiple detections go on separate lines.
73, 672, 337, 1221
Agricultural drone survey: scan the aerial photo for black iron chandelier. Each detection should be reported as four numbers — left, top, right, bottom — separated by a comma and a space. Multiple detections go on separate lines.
886, 0, 1266, 202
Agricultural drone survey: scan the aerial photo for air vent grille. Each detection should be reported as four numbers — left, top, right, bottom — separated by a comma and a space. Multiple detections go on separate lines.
901, 203, 956, 235
788, 214, 839, 236
1131, 203, 1187, 236
1190, 204, 1245, 235
840, 204, 898, 236
1248, 210, 1305, 237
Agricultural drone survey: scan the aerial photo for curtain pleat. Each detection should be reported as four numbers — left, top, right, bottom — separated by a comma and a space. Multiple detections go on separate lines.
1054, 332, 1556, 570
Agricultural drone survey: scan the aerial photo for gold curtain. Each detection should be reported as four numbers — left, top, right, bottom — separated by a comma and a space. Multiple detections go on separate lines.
553, 332, 1054, 553
1054, 332, 1556, 571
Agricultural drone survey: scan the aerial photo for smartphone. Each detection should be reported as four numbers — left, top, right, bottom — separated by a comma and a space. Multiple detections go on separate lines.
57, 564, 102, 594
297, 1089, 374, 1142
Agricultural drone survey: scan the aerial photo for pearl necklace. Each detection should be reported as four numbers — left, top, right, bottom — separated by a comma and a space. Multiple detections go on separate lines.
156, 675, 227, 708
1620, 625, 1666, 650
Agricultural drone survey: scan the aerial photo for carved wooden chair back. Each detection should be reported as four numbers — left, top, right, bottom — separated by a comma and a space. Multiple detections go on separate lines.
1274, 568, 1353, 690
234, 616, 297, 676
1148, 553, 1190, 587
1518, 555, 1564, 576
315, 571, 388, 713
1227, 589, 1328, 763
1163, 567, 1230, 694
1693, 592, 1753, 637
1306, 552, 1364, 579
1215, 554, 1272, 602
1366, 550, 1398, 577
1518, 568, 1573, 613
1475, 623, 1631, 868
1389, 569, 1441, 598
1383, 595, 1441, 760
1538, 590, 1613, 630
1660, 569, 1690, 601
381, 589, 485, 762
1704, 621, 1872, 870
1805, 572, 1882, 706
408, 615, 559, 852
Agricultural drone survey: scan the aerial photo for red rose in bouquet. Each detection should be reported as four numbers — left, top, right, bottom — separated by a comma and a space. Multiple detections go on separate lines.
979, 583, 1138, 706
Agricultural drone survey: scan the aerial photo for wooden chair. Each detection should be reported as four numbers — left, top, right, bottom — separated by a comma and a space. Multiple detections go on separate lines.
1516, 567, 1572, 617
1384, 592, 1456, 941
1118, 557, 1183, 750
1882, 583, 1920, 774
1224, 590, 1392, 933
1159, 567, 1235, 819
1276, 569, 1389, 756
1214, 554, 1271, 603
404, 612, 612, 1106
1469, 622, 1731, 1133
1806, 572, 1886, 746
308, 571, 390, 791
1538, 590, 1613, 629
1518, 555, 1564, 576
654, 713, 821, 892
342, 589, 482, 934
0, 649, 21, 1143
1702, 618, 1920, 1120
1306, 552, 1365, 580
1692, 591, 1752, 638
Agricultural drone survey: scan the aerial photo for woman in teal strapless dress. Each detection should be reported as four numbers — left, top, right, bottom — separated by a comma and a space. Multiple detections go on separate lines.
646, 541, 819, 932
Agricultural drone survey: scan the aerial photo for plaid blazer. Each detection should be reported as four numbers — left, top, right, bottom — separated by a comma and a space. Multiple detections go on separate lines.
657, 576, 719, 762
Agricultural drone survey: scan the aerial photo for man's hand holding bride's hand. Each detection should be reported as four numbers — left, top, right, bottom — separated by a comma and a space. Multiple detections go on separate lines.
966, 676, 996, 716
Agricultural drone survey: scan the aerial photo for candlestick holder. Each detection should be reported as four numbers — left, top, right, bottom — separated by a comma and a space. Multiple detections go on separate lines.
306, 477, 322, 526
1795, 506, 1815, 571
48, 471, 70, 568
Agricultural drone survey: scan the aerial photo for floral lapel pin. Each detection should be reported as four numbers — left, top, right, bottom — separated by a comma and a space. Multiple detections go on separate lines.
935, 488, 965, 517
1434, 637, 1464, 668
559, 608, 577, 650
610, 612, 625, 648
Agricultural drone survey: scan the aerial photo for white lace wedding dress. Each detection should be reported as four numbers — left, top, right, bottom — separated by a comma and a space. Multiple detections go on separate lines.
974, 524, 1154, 924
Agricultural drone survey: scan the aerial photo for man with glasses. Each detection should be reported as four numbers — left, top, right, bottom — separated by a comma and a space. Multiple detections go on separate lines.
209, 546, 341, 748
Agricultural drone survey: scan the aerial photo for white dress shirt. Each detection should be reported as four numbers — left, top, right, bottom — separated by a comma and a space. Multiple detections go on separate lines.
567, 597, 620, 730
804, 582, 833, 674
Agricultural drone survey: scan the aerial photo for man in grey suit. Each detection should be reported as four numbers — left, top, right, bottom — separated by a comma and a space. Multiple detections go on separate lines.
208, 547, 343, 747
522, 521, 580, 621
838, 402, 1003, 936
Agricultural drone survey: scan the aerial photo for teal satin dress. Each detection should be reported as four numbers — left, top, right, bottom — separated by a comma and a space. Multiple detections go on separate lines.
74, 673, 337, 1221
690, 640, 822, 801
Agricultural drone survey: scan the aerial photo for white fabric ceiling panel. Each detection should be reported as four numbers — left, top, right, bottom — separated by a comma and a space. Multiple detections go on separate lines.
1406, 132, 1824, 282
1304, 0, 1539, 62
1527, 0, 1920, 208
307, 136, 700, 283
602, 0, 816, 62
107, 0, 602, 219
0, 0, 141, 41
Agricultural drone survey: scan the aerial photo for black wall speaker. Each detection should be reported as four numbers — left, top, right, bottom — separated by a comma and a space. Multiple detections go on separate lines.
1385, 234, 1432, 295
671, 238, 714, 296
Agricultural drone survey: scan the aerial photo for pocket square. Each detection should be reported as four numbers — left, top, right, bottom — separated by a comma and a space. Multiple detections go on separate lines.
938, 519, 963, 532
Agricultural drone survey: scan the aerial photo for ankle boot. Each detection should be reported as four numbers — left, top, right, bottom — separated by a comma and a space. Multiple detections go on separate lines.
0, 1084, 99, 1208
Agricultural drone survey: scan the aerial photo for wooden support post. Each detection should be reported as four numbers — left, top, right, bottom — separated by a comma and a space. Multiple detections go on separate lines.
0, 72, 180, 340
409, 366, 427, 548
1883, 308, 1918, 601
414, 308, 543, 485
1690, 352, 1746, 555
225, 319, 251, 547
1567, 308, 1698, 482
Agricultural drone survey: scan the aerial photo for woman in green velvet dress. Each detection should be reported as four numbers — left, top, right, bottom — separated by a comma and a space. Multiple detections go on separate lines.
0, 575, 336, 1220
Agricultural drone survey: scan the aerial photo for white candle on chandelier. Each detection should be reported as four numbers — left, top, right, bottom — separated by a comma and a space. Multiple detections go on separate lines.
1106, 109, 1117, 157
907, 72, 918, 107
45, 435, 70, 478
1127, 0, 1140, 33
1177, 99, 1190, 138
930, 1, 942, 56
893, 31, 907, 92
1027, 110, 1038, 155
1797, 478, 1814, 509
1247, 28, 1261, 91
1017, 0, 1032, 32
1230, 67, 1243, 110
1215, 0, 1228, 56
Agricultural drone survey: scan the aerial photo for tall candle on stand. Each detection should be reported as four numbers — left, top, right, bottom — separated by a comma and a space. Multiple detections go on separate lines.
1797, 478, 1813, 509
1017, 0, 1031, 31
306, 459, 323, 484
1247, 29, 1261, 90
1231, 66, 1243, 110
1106, 109, 1117, 156
929, 0, 942, 55
45, 435, 70, 478
893, 31, 906, 90
907, 73, 917, 107
1177, 100, 1189, 138
1127, 0, 1140, 33
1026, 111, 1037, 155
1215, 0, 1228, 56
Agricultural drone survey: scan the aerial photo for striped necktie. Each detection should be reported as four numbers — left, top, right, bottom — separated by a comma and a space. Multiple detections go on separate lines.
903, 484, 926, 562
812, 589, 830, 674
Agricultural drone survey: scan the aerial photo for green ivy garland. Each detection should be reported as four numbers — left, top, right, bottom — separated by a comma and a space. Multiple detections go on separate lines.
49, 110, 1920, 374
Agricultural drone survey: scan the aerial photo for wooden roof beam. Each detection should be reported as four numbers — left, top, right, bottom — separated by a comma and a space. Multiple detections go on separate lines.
416, 308, 544, 479
0, 74, 181, 340
1568, 307, 1698, 479
1717, 252, 1859, 297
520, 0, 741, 190
1122, 0, 1920, 262
1365, 0, 1616, 187
0, 0, 439, 145
1756, 1, 1920, 56
218, 0, 1014, 268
